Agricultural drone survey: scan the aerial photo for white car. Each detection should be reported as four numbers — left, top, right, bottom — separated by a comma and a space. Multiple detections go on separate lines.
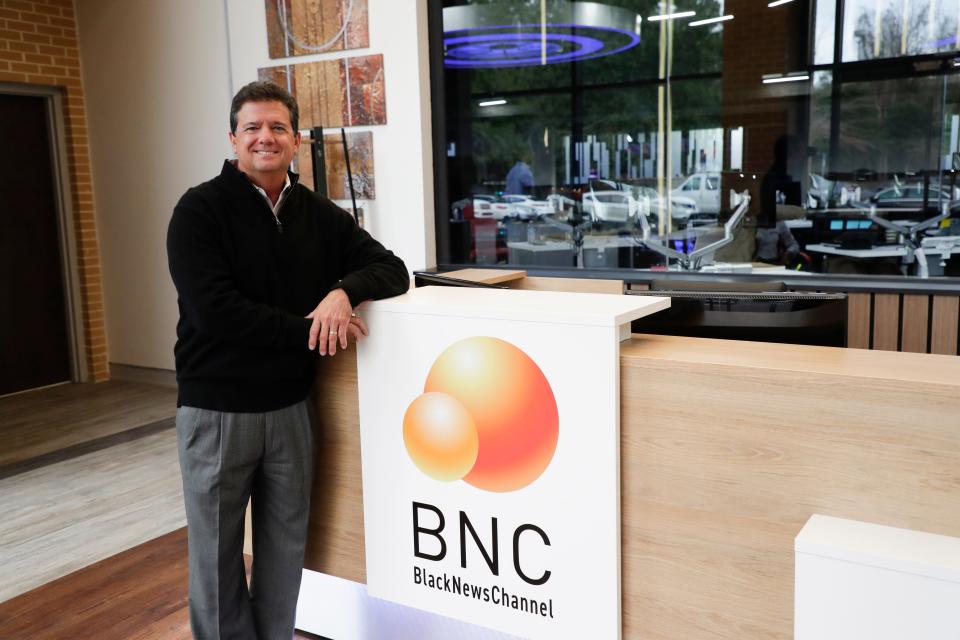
582, 190, 647, 223
671, 172, 721, 214
635, 187, 699, 224
472, 196, 513, 220
500, 194, 554, 218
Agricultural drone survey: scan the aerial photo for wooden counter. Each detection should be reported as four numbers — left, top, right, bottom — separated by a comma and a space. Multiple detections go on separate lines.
619, 334, 960, 638
296, 274, 960, 639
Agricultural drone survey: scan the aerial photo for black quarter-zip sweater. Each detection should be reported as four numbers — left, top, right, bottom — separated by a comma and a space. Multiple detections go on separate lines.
166, 160, 409, 412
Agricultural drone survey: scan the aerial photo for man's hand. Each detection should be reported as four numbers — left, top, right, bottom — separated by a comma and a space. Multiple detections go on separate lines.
305, 289, 369, 355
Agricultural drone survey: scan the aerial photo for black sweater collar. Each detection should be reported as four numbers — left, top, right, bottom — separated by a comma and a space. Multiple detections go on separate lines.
219, 159, 301, 194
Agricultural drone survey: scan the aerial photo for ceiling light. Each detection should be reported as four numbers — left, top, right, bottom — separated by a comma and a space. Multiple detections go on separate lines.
648, 10, 696, 21
688, 14, 733, 27
478, 99, 507, 107
762, 72, 810, 84
443, 3, 642, 68
767, 0, 794, 7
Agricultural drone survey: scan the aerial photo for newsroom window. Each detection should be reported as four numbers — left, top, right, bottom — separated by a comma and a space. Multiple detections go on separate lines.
430, 0, 960, 279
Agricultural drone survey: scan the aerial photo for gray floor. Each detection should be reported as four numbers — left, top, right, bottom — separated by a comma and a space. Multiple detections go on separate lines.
0, 426, 185, 602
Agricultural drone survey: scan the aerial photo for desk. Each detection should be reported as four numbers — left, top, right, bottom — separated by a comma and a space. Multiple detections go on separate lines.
806, 241, 960, 279
805, 243, 908, 258
294, 271, 960, 639
922, 234, 960, 260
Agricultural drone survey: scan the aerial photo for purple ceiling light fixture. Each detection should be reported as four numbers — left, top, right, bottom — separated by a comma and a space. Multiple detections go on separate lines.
442, 2, 642, 68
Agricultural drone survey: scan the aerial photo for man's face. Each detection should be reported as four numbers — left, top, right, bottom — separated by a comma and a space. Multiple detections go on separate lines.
229, 100, 300, 183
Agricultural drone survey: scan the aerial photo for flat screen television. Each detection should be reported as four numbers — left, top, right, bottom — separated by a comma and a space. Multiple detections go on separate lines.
628, 290, 848, 347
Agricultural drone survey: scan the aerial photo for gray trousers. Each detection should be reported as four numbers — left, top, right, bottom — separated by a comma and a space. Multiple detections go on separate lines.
176, 400, 315, 640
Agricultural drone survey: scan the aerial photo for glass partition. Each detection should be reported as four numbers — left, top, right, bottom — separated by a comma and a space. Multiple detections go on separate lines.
431, 0, 960, 279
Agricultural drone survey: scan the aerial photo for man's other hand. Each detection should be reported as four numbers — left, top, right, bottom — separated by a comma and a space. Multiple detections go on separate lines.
305, 289, 369, 355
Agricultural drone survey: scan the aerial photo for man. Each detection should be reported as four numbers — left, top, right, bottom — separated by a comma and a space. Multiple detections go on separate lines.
504, 158, 533, 195
755, 219, 801, 266
167, 81, 408, 639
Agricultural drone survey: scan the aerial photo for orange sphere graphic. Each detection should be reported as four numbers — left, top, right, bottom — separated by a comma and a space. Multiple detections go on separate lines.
403, 391, 479, 482
417, 336, 559, 492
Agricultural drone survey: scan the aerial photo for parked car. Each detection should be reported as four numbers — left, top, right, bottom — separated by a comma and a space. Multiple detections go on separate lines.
582, 190, 647, 224
869, 182, 958, 209
671, 172, 721, 214
499, 194, 554, 218
634, 187, 699, 225
472, 195, 514, 221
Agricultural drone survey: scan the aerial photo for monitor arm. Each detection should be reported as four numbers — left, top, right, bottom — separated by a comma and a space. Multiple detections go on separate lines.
635, 191, 751, 270
849, 200, 951, 279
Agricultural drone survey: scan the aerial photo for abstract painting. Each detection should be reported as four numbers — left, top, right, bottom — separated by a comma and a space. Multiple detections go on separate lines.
259, 54, 386, 128
265, 0, 369, 59
295, 130, 375, 200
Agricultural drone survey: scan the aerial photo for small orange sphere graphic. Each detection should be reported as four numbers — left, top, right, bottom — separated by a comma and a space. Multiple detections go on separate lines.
420, 336, 559, 492
403, 391, 479, 482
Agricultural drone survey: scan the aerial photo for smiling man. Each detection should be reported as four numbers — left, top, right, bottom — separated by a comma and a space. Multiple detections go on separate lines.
166, 81, 408, 640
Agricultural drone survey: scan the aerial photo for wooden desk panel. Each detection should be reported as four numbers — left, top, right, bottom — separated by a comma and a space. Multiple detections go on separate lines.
439, 268, 527, 284
620, 334, 960, 639
301, 330, 960, 639
305, 347, 365, 583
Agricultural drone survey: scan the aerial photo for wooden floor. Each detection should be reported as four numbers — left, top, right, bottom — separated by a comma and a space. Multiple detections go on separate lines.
0, 528, 322, 640
0, 378, 187, 598
0, 379, 177, 468
0, 428, 186, 601
0, 528, 192, 639
0, 380, 326, 638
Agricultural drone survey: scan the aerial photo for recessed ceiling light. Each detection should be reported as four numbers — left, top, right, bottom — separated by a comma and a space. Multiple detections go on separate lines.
648, 10, 696, 22
689, 15, 733, 27
762, 72, 810, 84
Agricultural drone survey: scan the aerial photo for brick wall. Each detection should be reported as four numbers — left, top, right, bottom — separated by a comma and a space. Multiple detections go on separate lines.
0, 0, 107, 382
721, 0, 809, 222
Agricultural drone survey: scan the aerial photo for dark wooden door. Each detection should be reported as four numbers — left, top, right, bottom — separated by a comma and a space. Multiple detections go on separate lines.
0, 93, 72, 395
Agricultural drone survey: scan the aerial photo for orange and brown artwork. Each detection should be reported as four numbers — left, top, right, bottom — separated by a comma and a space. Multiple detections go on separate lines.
295, 130, 375, 200
258, 54, 386, 128
265, 0, 369, 59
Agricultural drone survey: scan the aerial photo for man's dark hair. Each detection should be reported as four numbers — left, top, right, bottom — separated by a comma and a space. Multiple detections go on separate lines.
229, 81, 299, 133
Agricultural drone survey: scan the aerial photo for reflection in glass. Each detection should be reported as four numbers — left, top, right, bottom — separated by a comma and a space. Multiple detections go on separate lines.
836, 76, 941, 175
434, 0, 960, 279
813, 0, 837, 64
842, 0, 960, 62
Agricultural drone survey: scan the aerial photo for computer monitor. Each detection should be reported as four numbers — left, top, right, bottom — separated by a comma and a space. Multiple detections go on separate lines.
811, 212, 882, 249
629, 290, 848, 347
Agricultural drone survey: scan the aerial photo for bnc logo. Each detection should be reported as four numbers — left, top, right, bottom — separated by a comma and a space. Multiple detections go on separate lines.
403, 337, 559, 492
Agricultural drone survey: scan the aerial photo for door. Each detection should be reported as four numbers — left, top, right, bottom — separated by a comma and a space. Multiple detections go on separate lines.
0, 93, 72, 395
703, 173, 720, 214
678, 175, 703, 210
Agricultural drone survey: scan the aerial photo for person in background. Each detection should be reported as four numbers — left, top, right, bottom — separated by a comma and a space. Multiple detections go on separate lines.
505, 156, 534, 195
755, 219, 801, 266
167, 81, 408, 640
